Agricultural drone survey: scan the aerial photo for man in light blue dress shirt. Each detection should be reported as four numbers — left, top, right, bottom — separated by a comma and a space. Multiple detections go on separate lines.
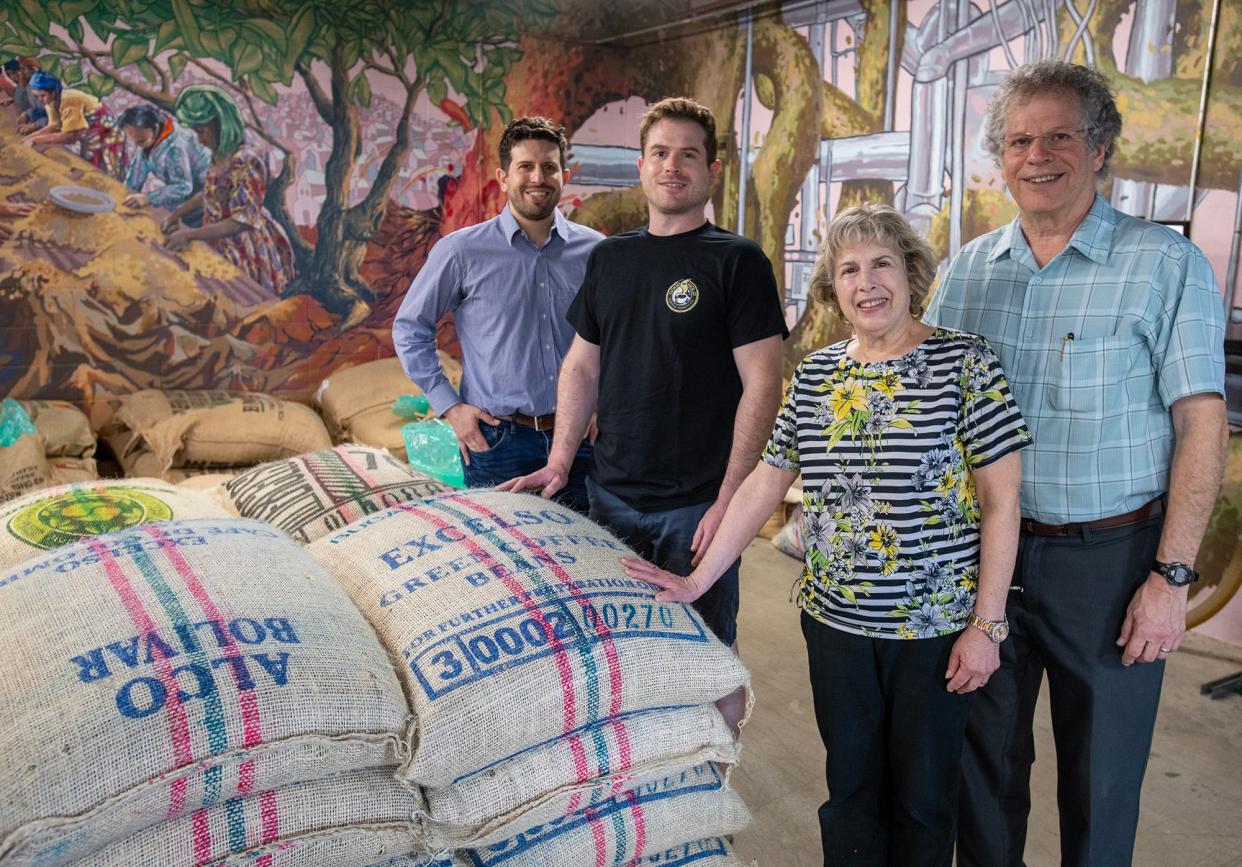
392, 117, 603, 513
924, 61, 1227, 866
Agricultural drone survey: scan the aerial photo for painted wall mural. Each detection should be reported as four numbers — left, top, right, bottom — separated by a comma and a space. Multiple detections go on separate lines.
1, 0, 1239, 412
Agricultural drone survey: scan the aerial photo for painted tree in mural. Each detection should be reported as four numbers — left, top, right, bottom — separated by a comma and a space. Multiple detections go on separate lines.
0, 0, 549, 316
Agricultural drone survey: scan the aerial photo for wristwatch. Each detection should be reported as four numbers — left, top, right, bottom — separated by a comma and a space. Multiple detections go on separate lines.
1153, 559, 1199, 587
968, 613, 1009, 643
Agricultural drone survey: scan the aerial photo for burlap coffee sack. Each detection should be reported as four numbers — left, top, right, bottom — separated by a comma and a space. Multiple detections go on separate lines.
308, 490, 751, 788
0, 478, 230, 572
224, 825, 419, 867
316, 355, 461, 442
0, 433, 52, 502
0, 518, 411, 865
19, 399, 96, 458
422, 704, 738, 848
224, 445, 448, 544
398, 836, 745, 867
79, 766, 420, 867
114, 390, 331, 471
48, 456, 99, 485
412, 764, 750, 867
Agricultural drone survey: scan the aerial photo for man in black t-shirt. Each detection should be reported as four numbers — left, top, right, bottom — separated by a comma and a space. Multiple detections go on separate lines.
502, 97, 787, 730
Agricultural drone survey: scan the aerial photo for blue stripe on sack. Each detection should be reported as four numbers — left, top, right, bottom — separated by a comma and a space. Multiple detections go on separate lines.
131, 547, 245, 845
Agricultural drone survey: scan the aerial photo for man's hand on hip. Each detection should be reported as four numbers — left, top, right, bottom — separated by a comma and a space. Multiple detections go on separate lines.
1117, 574, 1188, 665
442, 403, 499, 465
497, 463, 569, 500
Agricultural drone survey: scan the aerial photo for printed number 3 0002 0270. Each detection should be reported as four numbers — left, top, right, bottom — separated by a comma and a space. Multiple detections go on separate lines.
425, 600, 682, 685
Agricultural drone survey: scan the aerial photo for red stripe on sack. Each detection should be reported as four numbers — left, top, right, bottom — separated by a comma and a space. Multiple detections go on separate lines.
397, 503, 591, 783
87, 540, 204, 850
259, 788, 280, 843
588, 804, 608, 867
446, 496, 633, 769
143, 526, 266, 753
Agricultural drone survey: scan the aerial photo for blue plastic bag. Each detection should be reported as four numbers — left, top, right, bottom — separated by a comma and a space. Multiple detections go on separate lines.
0, 398, 37, 447
401, 418, 465, 489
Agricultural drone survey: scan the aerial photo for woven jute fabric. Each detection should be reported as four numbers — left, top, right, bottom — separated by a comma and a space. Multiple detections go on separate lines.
221, 824, 420, 867
0, 434, 51, 502
19, 400, 96, 458
223, 446, 448, 544
79, 766, 421, 866
47, 456, 99, 485
0, 478, 231, 571
410, 764, 750, 867
113, 390, 331, 471
0, 518, 411, 866
422, 704, 739, 848
317, 355, 461, 441
307, 490, 751, 789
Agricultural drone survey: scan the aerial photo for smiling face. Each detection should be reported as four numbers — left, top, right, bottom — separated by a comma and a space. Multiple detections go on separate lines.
638, 117, 719, 219
833, 241, 913, 339
1001, 92, 1106, 229
497, 138, 565, 224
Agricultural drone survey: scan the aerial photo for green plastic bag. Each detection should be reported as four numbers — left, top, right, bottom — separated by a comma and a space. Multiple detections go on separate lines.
402, 419, 465, 489
391, 394, 432, 420
0, 398, 38, 447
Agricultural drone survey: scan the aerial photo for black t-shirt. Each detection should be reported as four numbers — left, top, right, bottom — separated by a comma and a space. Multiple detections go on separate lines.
567, 221, 787, 511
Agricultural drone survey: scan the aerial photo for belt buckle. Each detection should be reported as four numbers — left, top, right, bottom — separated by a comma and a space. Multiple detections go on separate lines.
533, 414, 550, 432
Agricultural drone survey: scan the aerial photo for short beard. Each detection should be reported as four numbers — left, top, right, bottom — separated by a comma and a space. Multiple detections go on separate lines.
508, 188, 559, 222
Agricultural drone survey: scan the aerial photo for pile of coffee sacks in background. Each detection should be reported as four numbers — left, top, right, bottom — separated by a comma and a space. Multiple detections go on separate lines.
316, 354, 462, 461
0, 468, 754, 863
104, 389, 332, 482
308, 489, 752, 863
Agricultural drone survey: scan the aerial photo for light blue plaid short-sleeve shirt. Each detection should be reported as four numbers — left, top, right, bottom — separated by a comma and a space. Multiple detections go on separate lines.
924, 194, 1226, 524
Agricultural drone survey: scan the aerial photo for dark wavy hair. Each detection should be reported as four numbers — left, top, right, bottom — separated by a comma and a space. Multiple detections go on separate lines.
118, 104, 166, 132
498, 116, 568, 171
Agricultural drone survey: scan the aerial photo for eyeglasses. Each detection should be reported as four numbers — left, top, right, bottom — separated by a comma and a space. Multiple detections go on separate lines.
1002, 128, 1093, 155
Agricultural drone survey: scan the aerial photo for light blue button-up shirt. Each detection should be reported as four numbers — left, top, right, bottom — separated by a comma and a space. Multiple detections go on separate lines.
392, 206, 604, 418
924, 194, 1225, 524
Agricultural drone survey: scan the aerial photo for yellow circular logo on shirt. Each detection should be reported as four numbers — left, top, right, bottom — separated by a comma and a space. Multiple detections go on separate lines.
665, 279, 699, 313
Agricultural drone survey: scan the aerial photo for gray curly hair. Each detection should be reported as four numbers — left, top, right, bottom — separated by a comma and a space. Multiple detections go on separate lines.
983, 60, 1123, 179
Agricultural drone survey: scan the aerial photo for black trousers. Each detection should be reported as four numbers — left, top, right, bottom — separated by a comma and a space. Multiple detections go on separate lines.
801, 613, 973, 867
957, 516, 1166, 867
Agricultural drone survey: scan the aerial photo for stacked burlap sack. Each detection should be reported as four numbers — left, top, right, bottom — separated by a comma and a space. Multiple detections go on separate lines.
316, 355, 462, 460
0, 398, 98, 501
397, 836, 748, 866
219, 445, 449, 543
0, 514, 419, 865
105, 389, 332, 481
308, 489, 753, 864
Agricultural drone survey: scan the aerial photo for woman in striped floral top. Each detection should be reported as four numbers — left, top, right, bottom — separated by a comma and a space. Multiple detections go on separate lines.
625, 204, 1030, 866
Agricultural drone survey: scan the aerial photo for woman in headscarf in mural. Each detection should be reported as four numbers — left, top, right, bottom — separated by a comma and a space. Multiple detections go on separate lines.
20, 70, 128, 181
162, 84, 295, 295
119, 104, 211, 217
4, 57, 47, 131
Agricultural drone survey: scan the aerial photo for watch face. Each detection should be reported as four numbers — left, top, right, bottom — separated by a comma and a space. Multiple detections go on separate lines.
992, 622, 1010, 642
1168, 565, 1194, 586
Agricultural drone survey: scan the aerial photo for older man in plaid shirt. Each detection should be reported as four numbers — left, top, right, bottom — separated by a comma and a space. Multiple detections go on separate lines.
924, 61, 1228, 867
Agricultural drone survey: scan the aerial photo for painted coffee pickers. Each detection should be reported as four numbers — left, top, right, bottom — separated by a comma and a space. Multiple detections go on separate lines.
0, 479, 232, 572
222, 445, 448, 544
306, 490, 751, 790
0, 518, 412, 866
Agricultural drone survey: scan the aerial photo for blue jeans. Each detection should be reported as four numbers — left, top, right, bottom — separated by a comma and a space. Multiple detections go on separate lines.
463, 420, 592, 516
586, 478, 740, 646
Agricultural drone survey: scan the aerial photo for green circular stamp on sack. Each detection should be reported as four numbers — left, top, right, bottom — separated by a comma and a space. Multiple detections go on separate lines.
7, 487, 174, 550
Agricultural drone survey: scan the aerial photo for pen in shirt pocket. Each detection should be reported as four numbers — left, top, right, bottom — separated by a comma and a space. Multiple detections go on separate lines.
1060, 332, 1075, 360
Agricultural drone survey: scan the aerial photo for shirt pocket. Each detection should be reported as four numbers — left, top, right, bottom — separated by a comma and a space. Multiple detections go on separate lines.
1048, 334, 1147, 419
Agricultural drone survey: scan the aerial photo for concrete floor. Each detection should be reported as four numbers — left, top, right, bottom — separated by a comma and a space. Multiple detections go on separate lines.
729, 539, 1242, 867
